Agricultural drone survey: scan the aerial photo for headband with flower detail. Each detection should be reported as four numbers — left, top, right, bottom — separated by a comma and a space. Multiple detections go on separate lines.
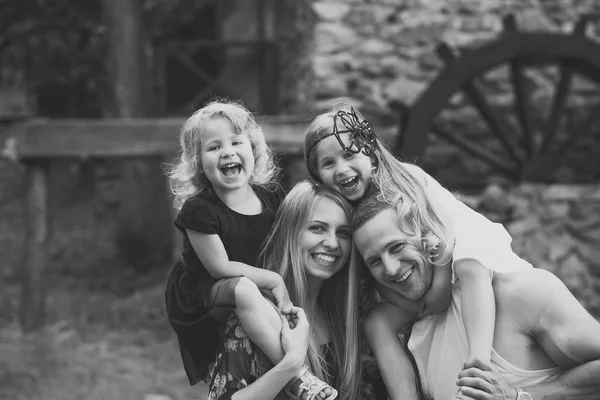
307, 108, 379, 157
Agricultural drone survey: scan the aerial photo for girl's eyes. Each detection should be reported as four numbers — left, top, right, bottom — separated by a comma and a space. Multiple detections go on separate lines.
320, 160, 334, 168
344, 152, 355, 160
207, 145, 219, 151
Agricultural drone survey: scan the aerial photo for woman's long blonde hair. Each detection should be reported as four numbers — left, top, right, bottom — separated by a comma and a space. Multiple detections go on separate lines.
257, 180, 361, 400
167, 99, 280, 210
304, 99, 454, 265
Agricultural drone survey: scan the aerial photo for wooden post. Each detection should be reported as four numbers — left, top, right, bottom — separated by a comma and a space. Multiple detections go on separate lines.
103, 0, 172, 270
19, 162, 49, 332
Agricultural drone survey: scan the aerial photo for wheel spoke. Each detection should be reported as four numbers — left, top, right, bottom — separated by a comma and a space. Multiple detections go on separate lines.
437, 43, 524, 166
540, 63, 574, 154
540, 17, 589, 154
510, 60, 535, 157
555, 101, 600, 154
431, 121, 519, 179
502, 14, 535, 158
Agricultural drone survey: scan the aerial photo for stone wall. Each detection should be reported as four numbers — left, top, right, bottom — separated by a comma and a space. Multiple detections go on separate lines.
277, 1, 600, 317
305, 0, 600, 186
467, 183, 600, 319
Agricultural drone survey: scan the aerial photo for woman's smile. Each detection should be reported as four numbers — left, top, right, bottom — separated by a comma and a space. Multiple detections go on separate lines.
302, 196, 351, 281
312, 253, 338, 266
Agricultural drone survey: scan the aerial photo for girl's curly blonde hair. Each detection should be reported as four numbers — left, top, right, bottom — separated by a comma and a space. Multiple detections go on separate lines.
167, 99, 280, 210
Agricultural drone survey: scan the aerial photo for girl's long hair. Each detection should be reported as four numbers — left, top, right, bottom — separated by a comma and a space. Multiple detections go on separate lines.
167, 99, 280, 210
370, 139, 454, 266
257, 180, 361, 400
303, 98, 454, 265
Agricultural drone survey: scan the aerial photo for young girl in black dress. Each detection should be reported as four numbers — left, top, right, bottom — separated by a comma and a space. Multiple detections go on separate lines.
165, 99, 338, 399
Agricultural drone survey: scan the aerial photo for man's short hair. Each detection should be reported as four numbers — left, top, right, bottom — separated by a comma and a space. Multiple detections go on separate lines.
351, 190, 393, 232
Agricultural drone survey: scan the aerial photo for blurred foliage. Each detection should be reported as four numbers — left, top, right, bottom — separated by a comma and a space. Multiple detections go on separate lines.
0, 0, 105, 100
0, 0, 218, 117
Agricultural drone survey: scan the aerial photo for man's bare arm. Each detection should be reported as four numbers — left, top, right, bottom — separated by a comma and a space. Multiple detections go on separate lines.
526, 269, 600, 400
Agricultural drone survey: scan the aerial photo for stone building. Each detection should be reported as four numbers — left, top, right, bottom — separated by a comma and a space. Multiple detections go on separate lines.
283, 0, 600, 317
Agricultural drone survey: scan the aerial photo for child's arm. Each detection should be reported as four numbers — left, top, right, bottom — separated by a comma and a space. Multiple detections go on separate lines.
187, 229, 290, 307
364, 302, 420, 400
454, 258, 495, 364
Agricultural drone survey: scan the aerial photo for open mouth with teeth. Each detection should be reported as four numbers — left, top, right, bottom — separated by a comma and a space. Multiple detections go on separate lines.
394, 266, 414, 284
312, 253, 337, 266
339, 176, 359, 190
221, 163, 242, 177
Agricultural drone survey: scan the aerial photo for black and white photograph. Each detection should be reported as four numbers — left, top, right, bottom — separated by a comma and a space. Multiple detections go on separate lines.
1, 1, 600, 399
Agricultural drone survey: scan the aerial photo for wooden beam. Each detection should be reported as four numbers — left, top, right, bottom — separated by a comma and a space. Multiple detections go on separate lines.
8, 115, 311, 160
19, 163, 49, 332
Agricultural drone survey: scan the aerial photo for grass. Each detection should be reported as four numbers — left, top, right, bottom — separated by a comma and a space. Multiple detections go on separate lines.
0, 161, 207, 400
0, 160, 386, 400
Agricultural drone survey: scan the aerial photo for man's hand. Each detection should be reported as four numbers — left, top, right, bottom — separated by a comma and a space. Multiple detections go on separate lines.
456, 359, 516, 400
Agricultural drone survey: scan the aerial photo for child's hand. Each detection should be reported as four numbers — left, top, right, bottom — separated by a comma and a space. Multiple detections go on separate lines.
451, 387, 470, 400
457, 358, 512, 400
263, 274, 292, 310
462, 356, 491, 371
271, 278, 292, 310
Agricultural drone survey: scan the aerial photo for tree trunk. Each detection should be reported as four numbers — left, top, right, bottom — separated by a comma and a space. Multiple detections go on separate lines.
103, 0, 172, 270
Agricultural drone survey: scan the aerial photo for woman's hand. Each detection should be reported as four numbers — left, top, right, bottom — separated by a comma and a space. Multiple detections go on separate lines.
279, 306, 310, 369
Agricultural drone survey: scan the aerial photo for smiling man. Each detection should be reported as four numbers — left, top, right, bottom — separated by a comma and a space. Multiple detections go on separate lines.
352, 191, 600, 400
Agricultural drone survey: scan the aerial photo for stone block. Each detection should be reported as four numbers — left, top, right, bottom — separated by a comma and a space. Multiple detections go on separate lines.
539, 202, 570, 221
314, 23, 360, 54
557, 252, 591, 294
312, 55, 337, 78
514, 9, 558, 32
312, 2, 351, 22
380, 55, 421, 78
359, 39, 396, 56
453, 15, 501, 33
344, 4, 395, 36
547, 233, 575, 263
479, 183, 512, 214
382, 77, 427, 105
506, 216, 540, 237
358, 59, 385, 78
544, 185, 585, 201
314, 76, 349, 98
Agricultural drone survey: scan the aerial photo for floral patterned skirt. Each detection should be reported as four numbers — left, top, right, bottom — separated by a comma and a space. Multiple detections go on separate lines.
207, 313, 288, 400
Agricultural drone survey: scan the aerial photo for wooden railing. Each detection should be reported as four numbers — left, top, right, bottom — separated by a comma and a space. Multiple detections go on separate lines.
3, 115, 310, 331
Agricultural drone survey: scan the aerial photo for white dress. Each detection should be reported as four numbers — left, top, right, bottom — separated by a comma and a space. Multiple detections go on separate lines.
408, 280, 561, 400
404, 163, 533, 278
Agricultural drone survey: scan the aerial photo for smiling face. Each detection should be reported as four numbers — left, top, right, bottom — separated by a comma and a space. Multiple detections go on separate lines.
200, 117, 255, 193
301, 196, 352, 282
314, 134, 373, 203
354, 208, 434, 301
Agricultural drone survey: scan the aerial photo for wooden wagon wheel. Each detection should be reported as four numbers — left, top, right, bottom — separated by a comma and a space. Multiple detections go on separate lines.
396, 14, 600, 182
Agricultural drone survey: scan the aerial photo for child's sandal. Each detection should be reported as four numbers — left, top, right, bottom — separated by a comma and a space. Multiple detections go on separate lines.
285, 365, 338, 400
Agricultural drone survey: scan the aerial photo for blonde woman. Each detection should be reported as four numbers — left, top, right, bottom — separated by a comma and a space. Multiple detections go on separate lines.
208, 181, 362, 400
